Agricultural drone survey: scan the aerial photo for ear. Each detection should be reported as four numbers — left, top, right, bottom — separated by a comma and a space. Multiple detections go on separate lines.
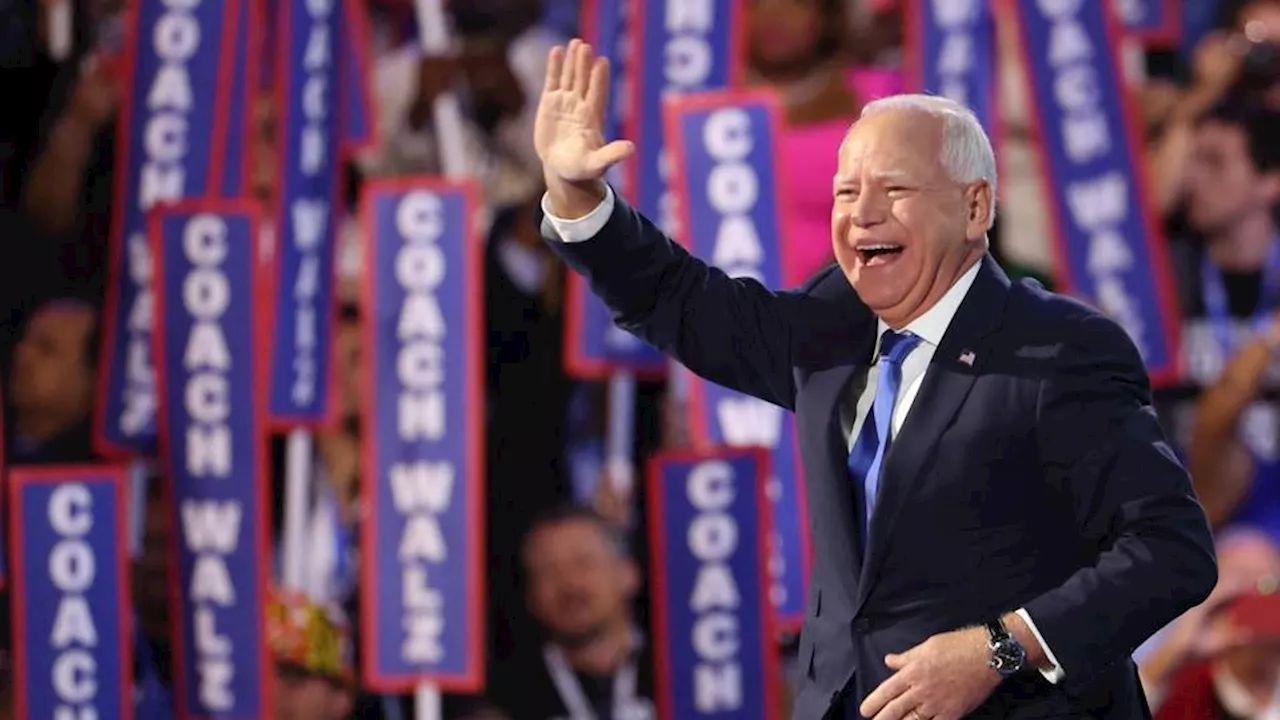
621, 558, 642, 597
964, 180, 995, 241
1262, 171, 1280, 206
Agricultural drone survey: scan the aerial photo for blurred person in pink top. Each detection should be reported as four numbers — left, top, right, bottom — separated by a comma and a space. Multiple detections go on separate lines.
746, 0, 902, 286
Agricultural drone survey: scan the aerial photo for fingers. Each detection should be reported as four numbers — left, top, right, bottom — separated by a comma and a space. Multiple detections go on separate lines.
585, 140, 636, 174
885, 653, 908, 671
573, 42, 594, 97
872, 693, 919, 720
860, 673, 910, 718
545, 45, 564, 91
585, 57, 610, 124
559, 39, 580, 94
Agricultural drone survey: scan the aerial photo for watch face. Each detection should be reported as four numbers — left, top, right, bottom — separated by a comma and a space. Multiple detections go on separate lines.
990, 639, 1026, 676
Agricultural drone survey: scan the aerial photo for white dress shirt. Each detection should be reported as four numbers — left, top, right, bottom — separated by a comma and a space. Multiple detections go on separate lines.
543, 185, 1066, 683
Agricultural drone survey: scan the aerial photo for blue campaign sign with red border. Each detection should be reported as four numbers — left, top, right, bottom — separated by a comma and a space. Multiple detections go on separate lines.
96, 0, 239, 457
8, 465, 133, 720
359, 178, 485, 692
647, 448, 782, 720
269, 0, 343, 426
563, 0, 668, 380
1009, 0, 1181, 386
152, 200, 273, 719
664, 88, 813, 631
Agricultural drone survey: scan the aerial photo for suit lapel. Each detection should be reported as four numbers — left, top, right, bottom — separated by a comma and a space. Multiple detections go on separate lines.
800, 361, 867, 601
854, 257, 1010, 611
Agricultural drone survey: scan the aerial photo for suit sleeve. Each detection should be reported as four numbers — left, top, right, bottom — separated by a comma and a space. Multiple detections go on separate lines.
539, 187, 850, 410
1024, 313, 1217, 693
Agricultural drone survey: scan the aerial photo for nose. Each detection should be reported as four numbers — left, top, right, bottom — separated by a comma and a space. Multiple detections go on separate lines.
849, 190, 888, 229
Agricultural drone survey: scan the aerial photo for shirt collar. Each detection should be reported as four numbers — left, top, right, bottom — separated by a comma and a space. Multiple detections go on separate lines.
875, 260, 982, 357
1212, 663, 1280, 718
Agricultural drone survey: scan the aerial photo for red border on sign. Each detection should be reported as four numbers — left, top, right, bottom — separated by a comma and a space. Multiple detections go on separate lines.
9, 464, 134, 720
357, 176, 487, 693
209, 0, 241, 197
150, 198, 275, 720
340, 0, 381, 157
1005, 0, 1181, 387
646, 446, 784, 720
1123, 0, 1181, 48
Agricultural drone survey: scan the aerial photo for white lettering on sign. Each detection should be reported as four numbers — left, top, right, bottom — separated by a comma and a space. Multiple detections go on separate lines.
655, 0, 718, 236
700, 108, 789, 607
176, 214, 241, 711
122, 0, 210, 437
390, 191, 454, 666
286, 0, 337, 408
929, 0, 980, 107
45, 484, 102, 716
685, 461, 744, 712
1035, 0, 1145, 357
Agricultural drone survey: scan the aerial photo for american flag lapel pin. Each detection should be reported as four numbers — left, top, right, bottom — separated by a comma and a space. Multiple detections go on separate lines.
958, 349, 976, 367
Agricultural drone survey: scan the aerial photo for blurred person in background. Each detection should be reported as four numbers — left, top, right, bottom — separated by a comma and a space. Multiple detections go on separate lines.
747, 0, 901, 286
6, 297, 98, 464
489, 505, 654, 720
361, 0, 558, 217
1148, 0, 1280, 216
1155, 101, 1280, 546
1140, 528, 1280, 719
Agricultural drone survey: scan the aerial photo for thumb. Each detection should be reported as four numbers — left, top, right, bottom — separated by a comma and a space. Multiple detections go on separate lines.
585, 140, 635, 173
884, 653, 908, 670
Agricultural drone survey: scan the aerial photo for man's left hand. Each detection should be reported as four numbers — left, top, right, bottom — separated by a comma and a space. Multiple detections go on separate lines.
859, 627, 1001, 720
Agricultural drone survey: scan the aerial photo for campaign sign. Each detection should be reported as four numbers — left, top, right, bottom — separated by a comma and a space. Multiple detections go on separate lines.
219, 0, 262, 198
1115, 0, 1180, 47
359, 179, 485, 692
564, 0, 668, 379
903, 0, 999, 138
340, 0, 378, 154
270, 0, 343, 425
153, 201, 272, 718
1010, 0, 1180, 386
97, 0, 237, 457
647, 449, 782, 720
8, 465, 132, 720
627, 0, 743, 240
665, 89, 812, 630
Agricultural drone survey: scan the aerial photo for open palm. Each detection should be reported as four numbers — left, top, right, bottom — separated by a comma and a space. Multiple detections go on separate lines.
535, 39, 635, 183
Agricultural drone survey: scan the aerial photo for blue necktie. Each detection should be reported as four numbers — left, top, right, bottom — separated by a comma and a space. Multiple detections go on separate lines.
848, 330, 921, 544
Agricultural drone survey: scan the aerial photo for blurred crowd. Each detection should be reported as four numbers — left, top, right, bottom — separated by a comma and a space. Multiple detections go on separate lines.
0, 0, 1279, 718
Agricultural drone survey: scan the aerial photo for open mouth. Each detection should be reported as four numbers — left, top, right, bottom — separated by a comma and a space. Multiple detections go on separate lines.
857, 244, 905, 266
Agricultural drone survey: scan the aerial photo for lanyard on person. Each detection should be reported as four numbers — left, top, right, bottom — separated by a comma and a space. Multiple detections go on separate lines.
543, 642, 641, 720
1199, 242, 1280, 354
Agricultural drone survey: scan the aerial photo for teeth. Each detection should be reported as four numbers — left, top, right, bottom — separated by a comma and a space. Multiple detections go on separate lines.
859, 244, 900, 251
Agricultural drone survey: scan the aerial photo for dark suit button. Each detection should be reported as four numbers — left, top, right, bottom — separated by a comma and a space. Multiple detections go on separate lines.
851, 617, 870, 633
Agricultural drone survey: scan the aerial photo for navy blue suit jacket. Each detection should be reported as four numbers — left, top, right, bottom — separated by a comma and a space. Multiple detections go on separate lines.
540, 193, 1218, 719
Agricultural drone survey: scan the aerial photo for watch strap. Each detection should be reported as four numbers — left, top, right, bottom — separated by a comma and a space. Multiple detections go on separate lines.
984, 618, 1010, 643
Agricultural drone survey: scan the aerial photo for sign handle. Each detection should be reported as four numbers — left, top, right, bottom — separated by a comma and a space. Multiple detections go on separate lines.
281, 428, 314, 590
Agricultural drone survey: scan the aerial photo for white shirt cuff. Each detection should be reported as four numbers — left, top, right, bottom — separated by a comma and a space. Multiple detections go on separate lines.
539, 185, 615, 242
1015, 608, 1066, 684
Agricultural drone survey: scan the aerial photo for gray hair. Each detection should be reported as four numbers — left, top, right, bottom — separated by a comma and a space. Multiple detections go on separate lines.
858, 94, 998, 230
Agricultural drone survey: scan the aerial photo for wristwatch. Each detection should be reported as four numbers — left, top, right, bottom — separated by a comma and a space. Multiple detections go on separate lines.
984, 618, 1027, 677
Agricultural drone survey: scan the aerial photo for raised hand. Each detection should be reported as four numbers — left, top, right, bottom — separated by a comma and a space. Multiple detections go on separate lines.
534, 39, 634, 210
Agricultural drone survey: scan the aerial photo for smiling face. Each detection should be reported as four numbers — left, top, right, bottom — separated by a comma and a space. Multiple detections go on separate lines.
831, 108, 992, 327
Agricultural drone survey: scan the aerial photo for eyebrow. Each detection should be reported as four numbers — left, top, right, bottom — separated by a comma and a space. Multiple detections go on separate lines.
833, 170, 913, 185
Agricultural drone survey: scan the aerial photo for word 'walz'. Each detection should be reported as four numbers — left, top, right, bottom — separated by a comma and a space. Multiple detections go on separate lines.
361, 180, 485, 692
153, 202, 272, 717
